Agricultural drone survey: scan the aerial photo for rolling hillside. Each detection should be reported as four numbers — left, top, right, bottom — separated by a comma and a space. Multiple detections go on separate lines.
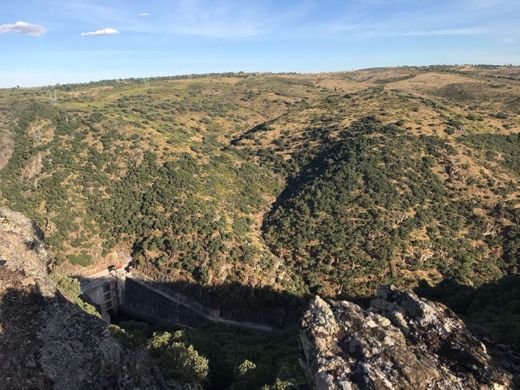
0, 66, 519, 301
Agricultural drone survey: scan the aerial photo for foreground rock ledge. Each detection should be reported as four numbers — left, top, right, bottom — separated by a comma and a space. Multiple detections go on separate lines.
300, 286, 514, 390
0, 208, 167, 389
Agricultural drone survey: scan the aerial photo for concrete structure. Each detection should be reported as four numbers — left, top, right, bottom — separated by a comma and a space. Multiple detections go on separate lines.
80, 265, 128, 322
79, 264, 273, 331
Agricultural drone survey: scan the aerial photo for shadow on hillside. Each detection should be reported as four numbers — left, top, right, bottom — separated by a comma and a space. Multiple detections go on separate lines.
416, 275, 520, 324
0, 263, 96, 389
229, 121, 272, 146
77, 270, 308, 330
145, 278, 305, 328
0, 281, 53, 389
75, 269, 313, 389
260, 116, 385, 223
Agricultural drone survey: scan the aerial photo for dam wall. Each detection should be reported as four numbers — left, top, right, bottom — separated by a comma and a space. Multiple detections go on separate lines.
81, 269, 276, 331
121, 277, 213, 328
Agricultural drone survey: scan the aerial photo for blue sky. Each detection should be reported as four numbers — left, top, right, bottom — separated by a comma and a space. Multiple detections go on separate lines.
1, 0, 519, 87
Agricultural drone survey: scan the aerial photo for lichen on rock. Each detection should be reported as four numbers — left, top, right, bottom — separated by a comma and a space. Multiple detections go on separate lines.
300, 285, 515, 389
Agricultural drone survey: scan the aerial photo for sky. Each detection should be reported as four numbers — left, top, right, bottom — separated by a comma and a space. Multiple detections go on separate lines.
0, 0, 519, 87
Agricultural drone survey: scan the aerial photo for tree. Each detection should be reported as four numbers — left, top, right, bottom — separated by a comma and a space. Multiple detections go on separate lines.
147, 331, 209, 387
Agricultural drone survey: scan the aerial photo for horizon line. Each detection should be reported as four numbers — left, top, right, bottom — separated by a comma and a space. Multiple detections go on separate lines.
2, 63, 518, 90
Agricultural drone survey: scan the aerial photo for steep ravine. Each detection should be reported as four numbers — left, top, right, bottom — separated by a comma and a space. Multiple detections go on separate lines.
2, 207, 519, 389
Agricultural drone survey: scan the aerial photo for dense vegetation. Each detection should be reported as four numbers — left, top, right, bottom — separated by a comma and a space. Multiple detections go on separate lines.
0, 95, 283, 286
464, 132, 520, 176
0, 67, 519, 386
111, 321, 305, 389
263, 116, 512, 295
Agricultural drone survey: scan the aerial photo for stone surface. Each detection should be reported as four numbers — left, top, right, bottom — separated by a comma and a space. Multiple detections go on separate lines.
300, 285, 515, 389
0, 207, 167, 389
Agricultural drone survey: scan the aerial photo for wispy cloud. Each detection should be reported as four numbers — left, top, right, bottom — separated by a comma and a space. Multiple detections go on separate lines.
0, 21, 47, 37
159, 0, 269, 38
54, 0, 310, 39
81, 28, 120, 37
34, 0, 308, 40
299, 1, 512, 41
463, 0, 515, 8
403, 27, 487, 37
34, 0, 520, 42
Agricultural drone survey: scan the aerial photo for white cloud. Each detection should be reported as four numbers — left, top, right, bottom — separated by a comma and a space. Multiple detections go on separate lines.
138, 13, 150, 17
0, 21, 47, 37
81, 28, 120, 37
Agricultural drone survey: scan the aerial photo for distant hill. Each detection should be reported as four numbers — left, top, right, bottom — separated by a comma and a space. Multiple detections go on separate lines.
0, 65, 518, 300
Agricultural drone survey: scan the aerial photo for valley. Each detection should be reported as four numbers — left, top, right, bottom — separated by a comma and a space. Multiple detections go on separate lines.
0, 65, 519, 388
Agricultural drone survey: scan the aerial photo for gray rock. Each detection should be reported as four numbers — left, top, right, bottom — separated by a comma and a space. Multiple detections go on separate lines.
300, 286, 514, 389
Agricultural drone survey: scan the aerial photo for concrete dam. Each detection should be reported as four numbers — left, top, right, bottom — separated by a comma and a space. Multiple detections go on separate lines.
80, 266, 274, 332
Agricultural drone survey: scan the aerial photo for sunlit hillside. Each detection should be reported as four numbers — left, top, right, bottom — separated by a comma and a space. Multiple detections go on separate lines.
1, 66, 519, 300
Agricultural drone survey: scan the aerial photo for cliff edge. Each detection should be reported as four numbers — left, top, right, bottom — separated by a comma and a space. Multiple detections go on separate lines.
0, 208, 166, 389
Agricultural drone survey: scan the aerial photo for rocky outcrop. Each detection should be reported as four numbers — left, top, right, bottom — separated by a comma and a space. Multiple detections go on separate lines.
0, 208, 166, 389
300, 285, 515, 389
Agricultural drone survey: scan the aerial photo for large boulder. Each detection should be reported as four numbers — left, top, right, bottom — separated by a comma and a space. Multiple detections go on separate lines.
0, 208, 166, 389
300, 285, 515, 389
